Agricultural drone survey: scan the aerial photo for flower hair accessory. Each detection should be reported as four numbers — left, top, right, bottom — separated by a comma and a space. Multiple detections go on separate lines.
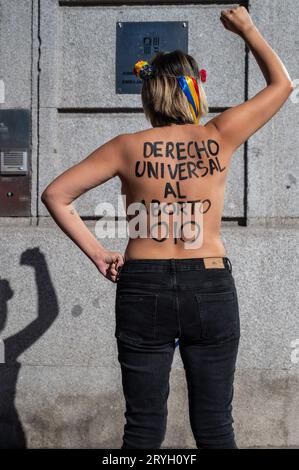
199, 69, 207, 82
133, 59, 156, 80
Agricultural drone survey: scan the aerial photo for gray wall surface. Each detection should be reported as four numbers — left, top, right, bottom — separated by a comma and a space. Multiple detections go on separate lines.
0, 0, 298, 448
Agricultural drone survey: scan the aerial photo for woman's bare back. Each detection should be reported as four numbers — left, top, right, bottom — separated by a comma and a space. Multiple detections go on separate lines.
119, 122, 232, 260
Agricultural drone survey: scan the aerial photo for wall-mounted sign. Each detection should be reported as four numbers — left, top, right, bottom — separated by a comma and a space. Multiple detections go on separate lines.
116, 21, 188, 94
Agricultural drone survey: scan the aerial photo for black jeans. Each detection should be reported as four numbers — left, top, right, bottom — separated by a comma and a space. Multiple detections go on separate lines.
115, 257, 240, 449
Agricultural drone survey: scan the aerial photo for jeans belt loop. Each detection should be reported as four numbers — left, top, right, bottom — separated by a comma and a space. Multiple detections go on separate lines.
227, 258, 232, 273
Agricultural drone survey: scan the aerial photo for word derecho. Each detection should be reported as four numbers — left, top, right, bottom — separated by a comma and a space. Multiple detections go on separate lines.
135, 139, 226, 180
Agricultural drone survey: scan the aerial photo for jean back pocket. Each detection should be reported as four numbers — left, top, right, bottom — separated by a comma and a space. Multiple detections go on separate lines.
115, 293, 158, 343
195, 290, 240, 342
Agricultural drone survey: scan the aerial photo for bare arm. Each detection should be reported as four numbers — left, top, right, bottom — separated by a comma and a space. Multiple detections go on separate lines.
41, 134, 126, 282
207, 6, 294, 152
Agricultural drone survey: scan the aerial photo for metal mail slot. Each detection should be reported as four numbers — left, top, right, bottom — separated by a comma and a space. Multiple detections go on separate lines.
0, 149, 28, 175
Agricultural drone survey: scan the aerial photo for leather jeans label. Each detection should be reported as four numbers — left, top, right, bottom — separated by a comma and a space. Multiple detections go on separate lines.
203, 257, 225, 269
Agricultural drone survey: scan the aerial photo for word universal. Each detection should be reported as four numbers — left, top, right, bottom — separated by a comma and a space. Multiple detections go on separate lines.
135, 139, 226, 181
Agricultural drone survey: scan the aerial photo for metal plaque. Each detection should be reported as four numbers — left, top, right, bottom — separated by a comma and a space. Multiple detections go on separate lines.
116, 21, 188, 94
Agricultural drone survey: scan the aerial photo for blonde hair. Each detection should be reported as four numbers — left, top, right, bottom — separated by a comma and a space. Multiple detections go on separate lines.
141, 50, 209, 128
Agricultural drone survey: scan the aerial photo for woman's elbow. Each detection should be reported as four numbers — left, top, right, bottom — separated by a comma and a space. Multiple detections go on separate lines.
269, 80, 296, 104
282, 81, 295, 104
285, 80, 295, 94
41, 188, 72, 207
280, 80, 295, 97
41, 187, 56, 205
270, 79, 295, 94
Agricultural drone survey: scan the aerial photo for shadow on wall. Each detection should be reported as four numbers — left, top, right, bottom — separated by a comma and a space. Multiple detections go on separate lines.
0, 247, 59, 448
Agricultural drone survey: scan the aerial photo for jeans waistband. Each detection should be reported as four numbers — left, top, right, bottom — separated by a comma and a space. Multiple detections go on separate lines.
119, 257, 232, 274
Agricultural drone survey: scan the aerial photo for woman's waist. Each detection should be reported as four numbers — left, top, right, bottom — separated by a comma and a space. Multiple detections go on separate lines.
124, 236, 227, 262
120, 255, 231, 272
116, 258, 234, 294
